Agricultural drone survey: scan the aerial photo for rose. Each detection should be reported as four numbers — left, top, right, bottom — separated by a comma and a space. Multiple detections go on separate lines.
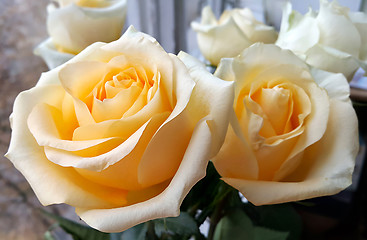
212, 43, 359, 205
57, 0, 112, 8
6, 26, 234, 232
48, 0, 127, 54
191, 6, 277, 66
276, 0, 367, 80
35, 0, 127, 69
34, 38, 76, 69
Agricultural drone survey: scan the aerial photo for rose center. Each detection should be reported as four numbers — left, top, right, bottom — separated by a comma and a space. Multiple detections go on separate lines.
76, 0, 111, 8
87, 64, 159, 122
251, 86, 293, 137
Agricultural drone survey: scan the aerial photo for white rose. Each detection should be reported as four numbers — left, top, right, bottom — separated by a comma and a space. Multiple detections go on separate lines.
276, 0, 367, 80
191, 6, 278, 66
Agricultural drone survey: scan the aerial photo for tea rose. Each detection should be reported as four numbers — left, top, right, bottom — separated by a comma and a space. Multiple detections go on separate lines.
276, 0, 367, 80
212, 43, 359, 205
191, 6, 278, 66
6, 26, 234, 232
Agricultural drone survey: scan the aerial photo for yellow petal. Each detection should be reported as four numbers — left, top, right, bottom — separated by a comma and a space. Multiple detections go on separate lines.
28, 102, 121, 152
59, 61, 107, 100
76, 116, 216, 232
102, 26, 177, 108
212, 118, 259, 180
6, 85, 127, 209
75, 112, 170, 190
91, 84, 141, 122
44, 116, 158, 172
137, 110, 193, 187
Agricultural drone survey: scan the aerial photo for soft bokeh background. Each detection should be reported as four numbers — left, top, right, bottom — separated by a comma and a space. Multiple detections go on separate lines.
0, 1, 77, 239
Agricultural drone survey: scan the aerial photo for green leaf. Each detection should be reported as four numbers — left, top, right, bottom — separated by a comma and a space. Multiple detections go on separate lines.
254, 227, 289, 240
254, 204, 302, 240
213, 210, 253, 240
154, 212, 199, 237
109, 233, 123, 240
41, 210, 110, 240
121, 223, 148, 240
213, 210, 289, 240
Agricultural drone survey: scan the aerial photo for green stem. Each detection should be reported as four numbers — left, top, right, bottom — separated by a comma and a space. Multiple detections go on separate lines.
207, 184, 233, 240
207, 200, 225, 240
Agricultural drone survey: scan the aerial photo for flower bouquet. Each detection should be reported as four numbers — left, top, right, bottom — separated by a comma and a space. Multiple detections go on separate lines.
4, 0, 364, 239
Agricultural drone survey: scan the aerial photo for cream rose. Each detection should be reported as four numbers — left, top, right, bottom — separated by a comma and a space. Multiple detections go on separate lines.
276, 0, 367, 80
212, 43, 359, 205
6, 26, 234, 232
35, 0, 127, 69
34, 38, 76, 69
191, 6, 278, 66
48, 0, 127, 54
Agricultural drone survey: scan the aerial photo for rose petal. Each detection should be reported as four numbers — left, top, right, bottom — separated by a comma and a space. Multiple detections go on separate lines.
200, 5, 218, 25
74, 112, 170, 190
91, 84, 142, 122
28, 102, 122, 152
102, 26, 179, 108
212, 118, 259, 180
43, 115, 163, 172
230, 8, 277, 44
137, 111, 193, 187
76, 117, 214, 232
34, 38, 75, 69
273, 80, 329, 181
228, 44, 309, 96
276, 5, 320, 53
191, 15, 251, 66
177, 52, 234, 157
59, 61, 108, 100
311, 67, 350, 102
136, 54, 201, 187
47, 0, 127, 54
350, 12, 367, 61
305, 43, 360, 80
6, 85, 128, 208
316, 0, 360, 57
285, 99, 358, 184
223, 96, 358, 205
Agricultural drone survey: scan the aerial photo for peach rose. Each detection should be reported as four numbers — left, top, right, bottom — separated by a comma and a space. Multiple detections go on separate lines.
6, 27, 234, 232
212, 43, 359, 205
